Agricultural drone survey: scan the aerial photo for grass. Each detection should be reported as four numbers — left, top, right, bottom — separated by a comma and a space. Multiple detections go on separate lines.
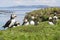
0, 21, 60, 40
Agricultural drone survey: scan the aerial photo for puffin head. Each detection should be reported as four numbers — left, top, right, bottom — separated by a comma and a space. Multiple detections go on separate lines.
11, 14, 17, 19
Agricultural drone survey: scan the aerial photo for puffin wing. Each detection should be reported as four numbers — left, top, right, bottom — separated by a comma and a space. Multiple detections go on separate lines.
3, 20, 11, 28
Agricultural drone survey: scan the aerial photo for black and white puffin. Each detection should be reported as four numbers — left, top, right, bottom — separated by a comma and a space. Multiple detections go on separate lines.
53, 13, 58, 24
30, 15, 35, 25
13, 21, 20, 27
22, 18, 29, 25
3, 14, 17, 28
48, 16, 54, 25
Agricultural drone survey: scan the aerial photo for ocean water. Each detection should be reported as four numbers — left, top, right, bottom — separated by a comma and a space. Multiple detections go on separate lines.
0, 8, 39, 30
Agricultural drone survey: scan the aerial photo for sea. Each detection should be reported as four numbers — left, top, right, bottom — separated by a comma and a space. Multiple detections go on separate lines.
0, 7, 40, 30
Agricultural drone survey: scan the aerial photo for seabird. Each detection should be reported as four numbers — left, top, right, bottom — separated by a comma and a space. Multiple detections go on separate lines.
22, 19, 29, 25
13, 21, 20, 27
30, 16, 35, 25
48, 16, 54, 25
53, 14, 58, 24
3, 14, 17, 28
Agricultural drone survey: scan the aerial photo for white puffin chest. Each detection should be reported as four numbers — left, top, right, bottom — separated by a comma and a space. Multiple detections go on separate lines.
11, 19, 16, 23
25, 22, 29, 25
30, 20, 35, 25
10, 19, 16, 25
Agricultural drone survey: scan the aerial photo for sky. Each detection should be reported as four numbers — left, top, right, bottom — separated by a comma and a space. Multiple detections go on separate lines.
0, 0, 60, 7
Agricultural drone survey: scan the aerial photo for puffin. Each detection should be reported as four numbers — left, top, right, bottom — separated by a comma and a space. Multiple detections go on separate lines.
30, 16, 35, 25
13, 21, 20, 27
53, 13, 58, 24
3, 14, 17, 28
48, 16, 54, 25
22, 18, 29, 25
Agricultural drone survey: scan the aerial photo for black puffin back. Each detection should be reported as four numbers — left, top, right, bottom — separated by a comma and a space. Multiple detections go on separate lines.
3, 19, 11, 28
